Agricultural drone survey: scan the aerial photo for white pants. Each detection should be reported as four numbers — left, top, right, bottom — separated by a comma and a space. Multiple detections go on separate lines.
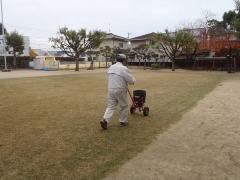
103, 89, 128, 123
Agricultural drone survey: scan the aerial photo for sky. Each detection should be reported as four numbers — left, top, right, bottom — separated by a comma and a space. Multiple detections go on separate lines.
3, 0, 235, 50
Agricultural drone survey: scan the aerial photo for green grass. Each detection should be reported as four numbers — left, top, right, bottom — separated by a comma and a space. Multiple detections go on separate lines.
0, 70, 232, 179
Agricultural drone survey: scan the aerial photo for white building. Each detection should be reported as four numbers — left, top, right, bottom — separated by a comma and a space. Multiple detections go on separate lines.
130, 32, 156, 49
0, 35, 30, 56
94, 33, 130, 62
100, 33, 129, 49
130, 32, 170, 63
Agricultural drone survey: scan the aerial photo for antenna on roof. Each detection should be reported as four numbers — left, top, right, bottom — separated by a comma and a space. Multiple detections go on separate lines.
127, 33, 132, 49
108, 24, 111, 33
127, 32, 131, 39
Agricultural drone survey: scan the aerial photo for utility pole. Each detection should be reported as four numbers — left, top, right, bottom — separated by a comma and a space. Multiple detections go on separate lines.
1, 0, 9, 72
127, 32, 132, 49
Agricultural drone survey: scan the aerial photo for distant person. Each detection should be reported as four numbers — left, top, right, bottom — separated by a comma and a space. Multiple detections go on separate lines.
100, 54, 136, 130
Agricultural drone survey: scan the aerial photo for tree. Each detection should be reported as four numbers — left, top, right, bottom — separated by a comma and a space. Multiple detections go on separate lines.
194, 10, 216, 31
235, 0, 240, 11
133, 49, 143, 66
50, 27, 105, 71
126, 50, 136, 65
223, 10, 237, 29
153, 30, 182, 71
210, 1, 240, 56
180, 31, 198, 62
207, 19, 230, 54
100, 46, 112, 68
86, 49, 100, 70
5, 31, 24, 69
111, 47, 123, 63
153, 30, 197, 71
222, 1, 240, 32
133, 44, 150, 70
0, 23, 7, 35
207, 19, 225, 34
149, 51, 159, 64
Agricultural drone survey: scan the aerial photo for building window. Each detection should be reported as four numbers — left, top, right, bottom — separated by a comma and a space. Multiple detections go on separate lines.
119, 43, 123, 48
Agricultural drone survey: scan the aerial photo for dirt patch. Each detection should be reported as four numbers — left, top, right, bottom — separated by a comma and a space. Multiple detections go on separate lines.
104, 80, 240, 180
0, 69, 106, 79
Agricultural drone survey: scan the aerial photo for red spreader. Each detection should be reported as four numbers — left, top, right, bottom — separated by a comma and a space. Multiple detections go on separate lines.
127, 88, 149, 116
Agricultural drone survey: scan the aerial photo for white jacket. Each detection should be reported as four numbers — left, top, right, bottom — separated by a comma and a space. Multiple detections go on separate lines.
107, 62, 136, 90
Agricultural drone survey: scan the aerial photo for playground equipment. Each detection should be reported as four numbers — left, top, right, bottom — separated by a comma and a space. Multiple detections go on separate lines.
33, 56, 60, 71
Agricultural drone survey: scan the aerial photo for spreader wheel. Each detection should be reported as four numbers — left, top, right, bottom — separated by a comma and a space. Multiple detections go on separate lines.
143, 107, 149, 116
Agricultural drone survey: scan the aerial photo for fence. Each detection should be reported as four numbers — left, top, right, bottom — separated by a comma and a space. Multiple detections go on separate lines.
0, 56, 33, 69
193, 57, 240, 72
0, 56, 112, 70
1, 56, 239, 72
59, 61, 112, 70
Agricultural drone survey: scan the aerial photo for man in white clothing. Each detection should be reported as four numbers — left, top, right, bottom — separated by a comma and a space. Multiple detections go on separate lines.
100, 54, 136, 130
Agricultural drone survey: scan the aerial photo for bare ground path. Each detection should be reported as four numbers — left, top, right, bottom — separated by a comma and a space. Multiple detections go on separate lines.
0, 69, 106, 79
104, 80, 240, 180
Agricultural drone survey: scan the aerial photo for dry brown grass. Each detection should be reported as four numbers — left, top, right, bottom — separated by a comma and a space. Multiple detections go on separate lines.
0, 70, 227, 180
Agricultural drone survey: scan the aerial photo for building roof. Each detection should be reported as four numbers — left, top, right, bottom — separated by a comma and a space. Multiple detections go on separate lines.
104, 33, 128, 42
32, 49, 49, 56
131, 32, 156, 41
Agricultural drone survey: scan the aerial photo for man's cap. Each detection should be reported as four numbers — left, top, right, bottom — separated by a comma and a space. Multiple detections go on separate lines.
116, 54, 127, 61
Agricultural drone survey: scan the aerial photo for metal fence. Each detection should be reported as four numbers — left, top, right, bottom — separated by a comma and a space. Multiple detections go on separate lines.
1, 56, 239, 72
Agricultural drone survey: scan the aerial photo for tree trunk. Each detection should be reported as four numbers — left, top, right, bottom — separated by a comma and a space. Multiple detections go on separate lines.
185, 56, 188, 68
75, 57, 79, 71
144, 59, 146, 70
212, 59, 215, 71
233, 57, 237, 72
13, 54, 17, 69
88, 56, 94, 70
172, 60, 175, 71
105, 57, 108, 69
227, 56, 232, 73
90, 60, 94, 70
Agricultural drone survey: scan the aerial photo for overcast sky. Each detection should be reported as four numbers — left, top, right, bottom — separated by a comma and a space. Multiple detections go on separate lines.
3, 0, 235, 49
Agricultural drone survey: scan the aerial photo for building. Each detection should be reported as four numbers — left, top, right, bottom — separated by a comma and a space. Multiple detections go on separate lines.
181, 28, 240, 57
199, 31, 240, 56
94, 33, 130, 62
130, 32, 156, 49
31, 49, 49, 56
0, 35, 30, 56
130, 32, 170, 63
100, 33, 129, 49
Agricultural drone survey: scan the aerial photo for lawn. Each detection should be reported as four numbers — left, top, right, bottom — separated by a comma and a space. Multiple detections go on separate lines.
0, 70, 226, 180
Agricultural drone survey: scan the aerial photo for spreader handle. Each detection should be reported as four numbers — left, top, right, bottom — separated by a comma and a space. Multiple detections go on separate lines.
127, 88, 137, 108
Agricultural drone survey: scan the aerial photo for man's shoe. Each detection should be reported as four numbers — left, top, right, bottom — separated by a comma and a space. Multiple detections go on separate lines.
120, 122, 127, 127
100, 119, 108, 130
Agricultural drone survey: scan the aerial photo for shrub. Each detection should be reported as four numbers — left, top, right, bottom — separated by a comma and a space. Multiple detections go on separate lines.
151, 63, 160, 70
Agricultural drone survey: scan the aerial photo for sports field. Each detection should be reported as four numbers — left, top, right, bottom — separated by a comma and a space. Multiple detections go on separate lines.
0, 69, 227, 179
